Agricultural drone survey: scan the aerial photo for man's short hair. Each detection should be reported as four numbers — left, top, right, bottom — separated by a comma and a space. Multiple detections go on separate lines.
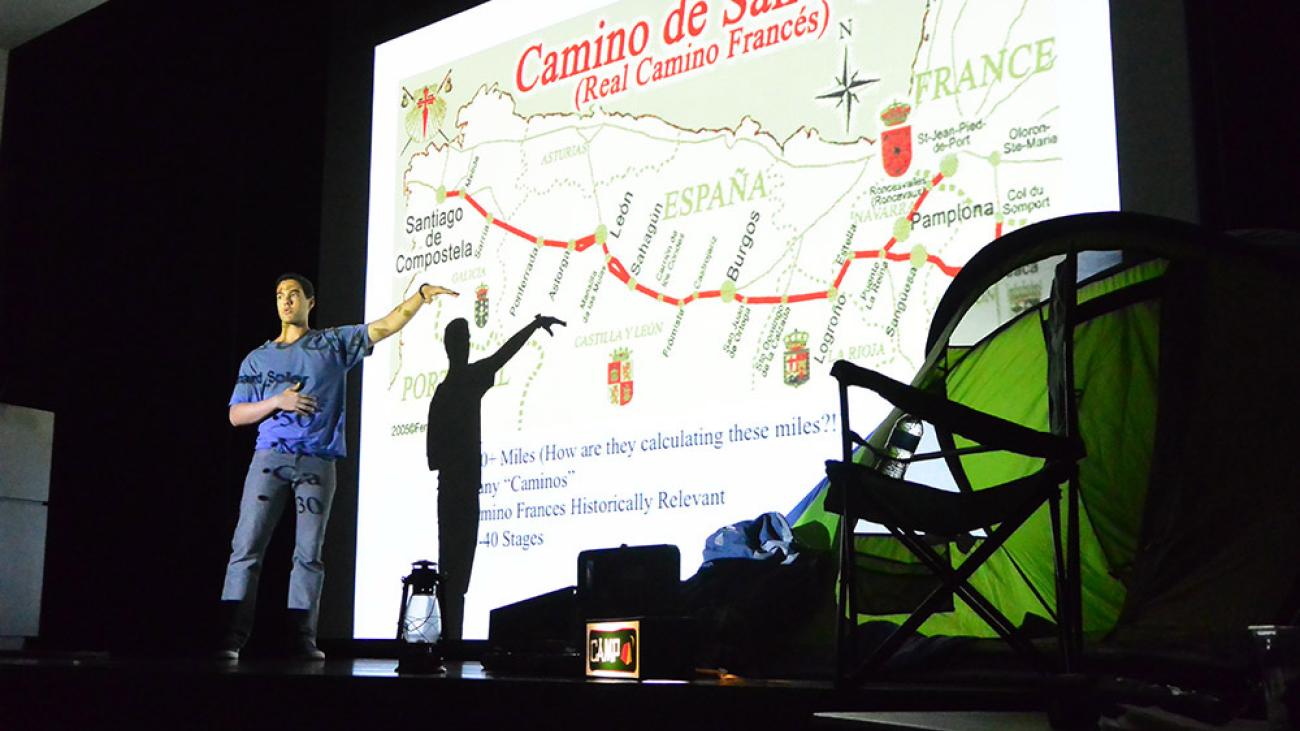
275, 272, 315, 300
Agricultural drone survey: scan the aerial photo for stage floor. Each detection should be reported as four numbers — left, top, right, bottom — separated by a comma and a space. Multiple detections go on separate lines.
0, 654, 1045, 730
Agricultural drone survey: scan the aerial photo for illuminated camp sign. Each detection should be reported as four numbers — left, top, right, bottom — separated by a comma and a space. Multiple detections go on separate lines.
586, 620, 641, 678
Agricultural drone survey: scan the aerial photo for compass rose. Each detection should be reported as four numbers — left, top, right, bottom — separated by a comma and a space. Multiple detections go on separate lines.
816, 48, 879, 134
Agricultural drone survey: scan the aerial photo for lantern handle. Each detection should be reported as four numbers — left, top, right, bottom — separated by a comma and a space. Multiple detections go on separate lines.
396, 576, 412, 641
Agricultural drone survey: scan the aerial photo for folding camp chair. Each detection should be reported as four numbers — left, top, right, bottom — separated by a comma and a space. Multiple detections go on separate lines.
825, 256, 1085, 686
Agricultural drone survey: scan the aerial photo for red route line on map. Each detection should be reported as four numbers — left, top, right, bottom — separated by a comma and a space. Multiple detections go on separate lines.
443, 171, 984, 306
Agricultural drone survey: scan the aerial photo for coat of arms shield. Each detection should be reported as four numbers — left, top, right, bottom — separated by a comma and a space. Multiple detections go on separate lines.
474, 284, 489, 328
880, 102, 913, 178
783, 330, 810, 387
608, 348, 633, 406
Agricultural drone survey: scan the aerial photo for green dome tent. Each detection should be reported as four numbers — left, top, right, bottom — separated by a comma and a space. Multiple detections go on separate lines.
788, 212, 1300, 660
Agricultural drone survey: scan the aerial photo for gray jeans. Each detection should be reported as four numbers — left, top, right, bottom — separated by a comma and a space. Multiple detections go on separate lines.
221, 450, 337, 622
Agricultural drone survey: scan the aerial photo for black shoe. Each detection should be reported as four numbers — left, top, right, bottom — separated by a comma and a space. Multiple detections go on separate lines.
290, 638, 325, 660
285, 608, 325, 660
215, 599, 253, 661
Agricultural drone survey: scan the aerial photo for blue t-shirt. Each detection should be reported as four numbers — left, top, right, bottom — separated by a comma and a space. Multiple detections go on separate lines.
229, 324, 372, 459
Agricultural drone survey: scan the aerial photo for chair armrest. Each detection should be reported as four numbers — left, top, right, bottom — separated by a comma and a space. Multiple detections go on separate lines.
830, 360, 1081, 461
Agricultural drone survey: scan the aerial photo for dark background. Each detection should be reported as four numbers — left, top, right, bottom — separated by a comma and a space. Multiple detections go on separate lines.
0, 0, 1296, 653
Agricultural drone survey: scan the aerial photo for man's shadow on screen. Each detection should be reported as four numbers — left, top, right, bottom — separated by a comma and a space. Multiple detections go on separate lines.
425, 314, 564, 641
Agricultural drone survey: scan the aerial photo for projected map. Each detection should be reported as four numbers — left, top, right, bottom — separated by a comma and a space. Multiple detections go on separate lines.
357, 0, 1117, 638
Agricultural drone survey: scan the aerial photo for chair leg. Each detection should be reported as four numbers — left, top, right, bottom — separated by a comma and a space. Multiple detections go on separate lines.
1066, 472, 1083, 662
854, 558, 1048, 682
857, 570, 966, 677
950, 500, 1060, 672
909, 523, 1051, 672
835, 383, 855, 688
889, 528, 1023, 642
851, 508, 1052, 683
1049, 489, 1072, 673
836, 512, 854, 685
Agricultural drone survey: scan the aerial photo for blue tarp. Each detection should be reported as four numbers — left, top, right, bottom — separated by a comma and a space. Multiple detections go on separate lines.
702, 511, 799, 564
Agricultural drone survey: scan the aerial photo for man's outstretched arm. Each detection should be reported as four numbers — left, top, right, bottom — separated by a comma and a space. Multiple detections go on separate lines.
481, 314, 565, 373
367, 284, 458, 344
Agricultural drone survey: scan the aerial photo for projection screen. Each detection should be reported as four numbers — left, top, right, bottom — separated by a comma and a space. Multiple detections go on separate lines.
356, 0, 1118, 639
